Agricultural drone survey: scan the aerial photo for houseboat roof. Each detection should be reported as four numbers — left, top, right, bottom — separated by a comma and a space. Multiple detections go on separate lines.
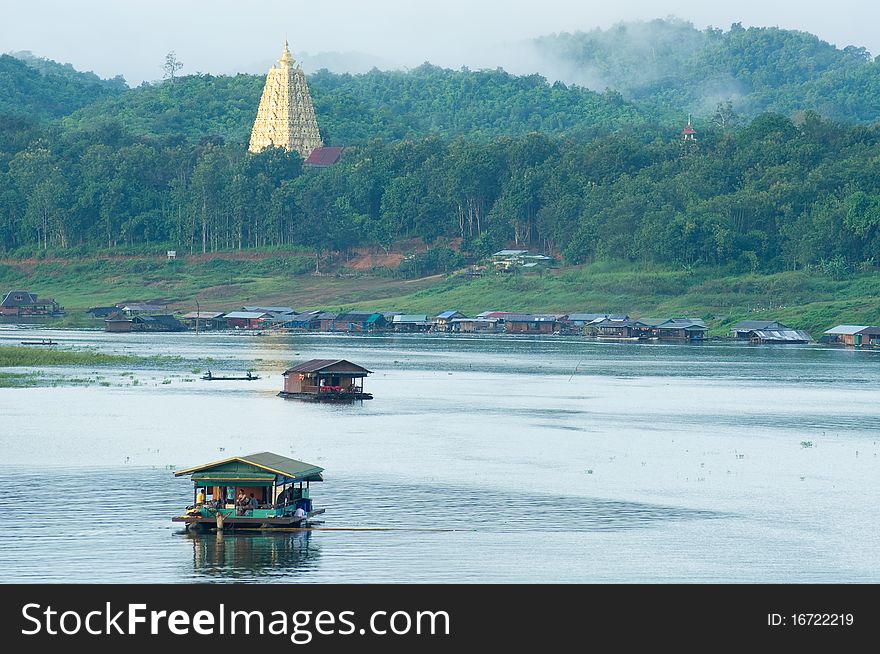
732, 320, 789, 331
824, 325, 879, 335
2, 290, 39, 306
225, 311, 268, 319
242, 306, 295, 314
435, 310, 464, 319
180, 311, 225, 320
451, 317, 497, 323
505, 313, 558, 322
284, 359, 373, 375
594, 318, 649, 328
653, 318, 707, 330
335, 312, 383, 322
392, 314, 430, 323
567, 313, 607, 322
752, 329, 813, 342
121, 303, 164, 312
174, 451, 324, 483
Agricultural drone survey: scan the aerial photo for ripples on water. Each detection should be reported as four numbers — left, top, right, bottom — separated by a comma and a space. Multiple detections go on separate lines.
2, 329, 880, 582
0, 467, 725, 583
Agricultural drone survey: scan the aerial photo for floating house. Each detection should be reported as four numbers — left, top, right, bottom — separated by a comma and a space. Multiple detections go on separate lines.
1, 290, 63, 317
180, 311, 227, 330
279, 359, 373, 401
283, 311, 322, 331
86, 306, 122, 318
432, 311, 466, 331
119, 303, 165, 316
652, 318, 708, 341
504, 314, 559, 334
565, 313, 610, 329
392, 314, 432, 332
104, 314, 187, 332
824, 325, 880, 347
749, 328, 813, 344
328, 312, 386, 333
172, 452, 325, 532
224, 311, 269, 329
731, 320, 789, 339
583, 315, 631, 336
449, 317, 500, 333
593, 318, 652, 339
315, 312, 338, 331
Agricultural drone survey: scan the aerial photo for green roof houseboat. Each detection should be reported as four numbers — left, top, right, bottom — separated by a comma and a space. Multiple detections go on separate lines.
172, 452, 325, 532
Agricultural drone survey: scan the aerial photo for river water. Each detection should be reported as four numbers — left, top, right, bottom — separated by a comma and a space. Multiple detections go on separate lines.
1, 328, 878, 583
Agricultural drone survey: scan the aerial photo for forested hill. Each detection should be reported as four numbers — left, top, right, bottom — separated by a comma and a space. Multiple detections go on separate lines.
62, 65, 644, 145
0, 53, 126, 121
532, 19, 880, 123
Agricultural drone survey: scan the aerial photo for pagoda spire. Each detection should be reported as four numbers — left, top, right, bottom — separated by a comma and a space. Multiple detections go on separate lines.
248, 40, 322, 158
681, 114, 696, 141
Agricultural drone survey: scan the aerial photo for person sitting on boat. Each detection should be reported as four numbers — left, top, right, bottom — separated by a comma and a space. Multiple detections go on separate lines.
247, 493, 259, 514
196, 488, 206, 506
236, 490, 248, 515
293, 505, 307, 521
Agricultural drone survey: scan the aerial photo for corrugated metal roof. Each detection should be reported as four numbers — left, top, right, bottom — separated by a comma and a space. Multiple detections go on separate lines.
506, 314, 558, 322
732, 320, 788, 331
224, 311, 267, 319
752, 329, 812, 342
122, 303, 164, 312
567, 313, 606, 322
492, 249, 528, 256
393, 314, 429, 322
243, 306, 295, 314
825, 325, 870, 335
180, 311, 225, 319
435, 310, 463, 319
284, 359, 373, 374
654, 318, 707, 330
335, 312, 382, 322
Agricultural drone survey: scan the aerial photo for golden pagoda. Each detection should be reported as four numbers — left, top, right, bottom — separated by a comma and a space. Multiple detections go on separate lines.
248, 41, 323, 158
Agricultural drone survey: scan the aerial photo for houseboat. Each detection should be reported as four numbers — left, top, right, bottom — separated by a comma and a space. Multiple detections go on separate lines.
279, 359, 373, 401
172, 452, 325, 532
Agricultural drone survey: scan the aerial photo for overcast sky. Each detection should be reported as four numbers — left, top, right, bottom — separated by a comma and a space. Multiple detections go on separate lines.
2, 0, 877, 84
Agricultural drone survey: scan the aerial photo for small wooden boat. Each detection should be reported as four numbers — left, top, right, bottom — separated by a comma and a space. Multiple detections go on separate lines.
20, 339, 58, 345
201, 371, 260, 381
172, 452, 325, 532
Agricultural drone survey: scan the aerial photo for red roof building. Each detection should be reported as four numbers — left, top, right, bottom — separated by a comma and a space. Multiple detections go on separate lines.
303, 146, 344, 168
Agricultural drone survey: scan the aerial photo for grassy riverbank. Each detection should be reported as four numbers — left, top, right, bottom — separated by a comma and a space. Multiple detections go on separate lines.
0, 344, 149, 367
2, 254, 879, 335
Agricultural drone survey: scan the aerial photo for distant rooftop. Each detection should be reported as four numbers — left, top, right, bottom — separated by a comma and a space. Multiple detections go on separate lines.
304, 146, 344, 168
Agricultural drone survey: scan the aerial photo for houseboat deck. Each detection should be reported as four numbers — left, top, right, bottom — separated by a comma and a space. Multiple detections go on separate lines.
172, 508, 325, 531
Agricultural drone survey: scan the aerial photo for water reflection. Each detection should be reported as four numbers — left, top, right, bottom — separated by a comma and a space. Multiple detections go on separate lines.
186, 530, 320, 580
